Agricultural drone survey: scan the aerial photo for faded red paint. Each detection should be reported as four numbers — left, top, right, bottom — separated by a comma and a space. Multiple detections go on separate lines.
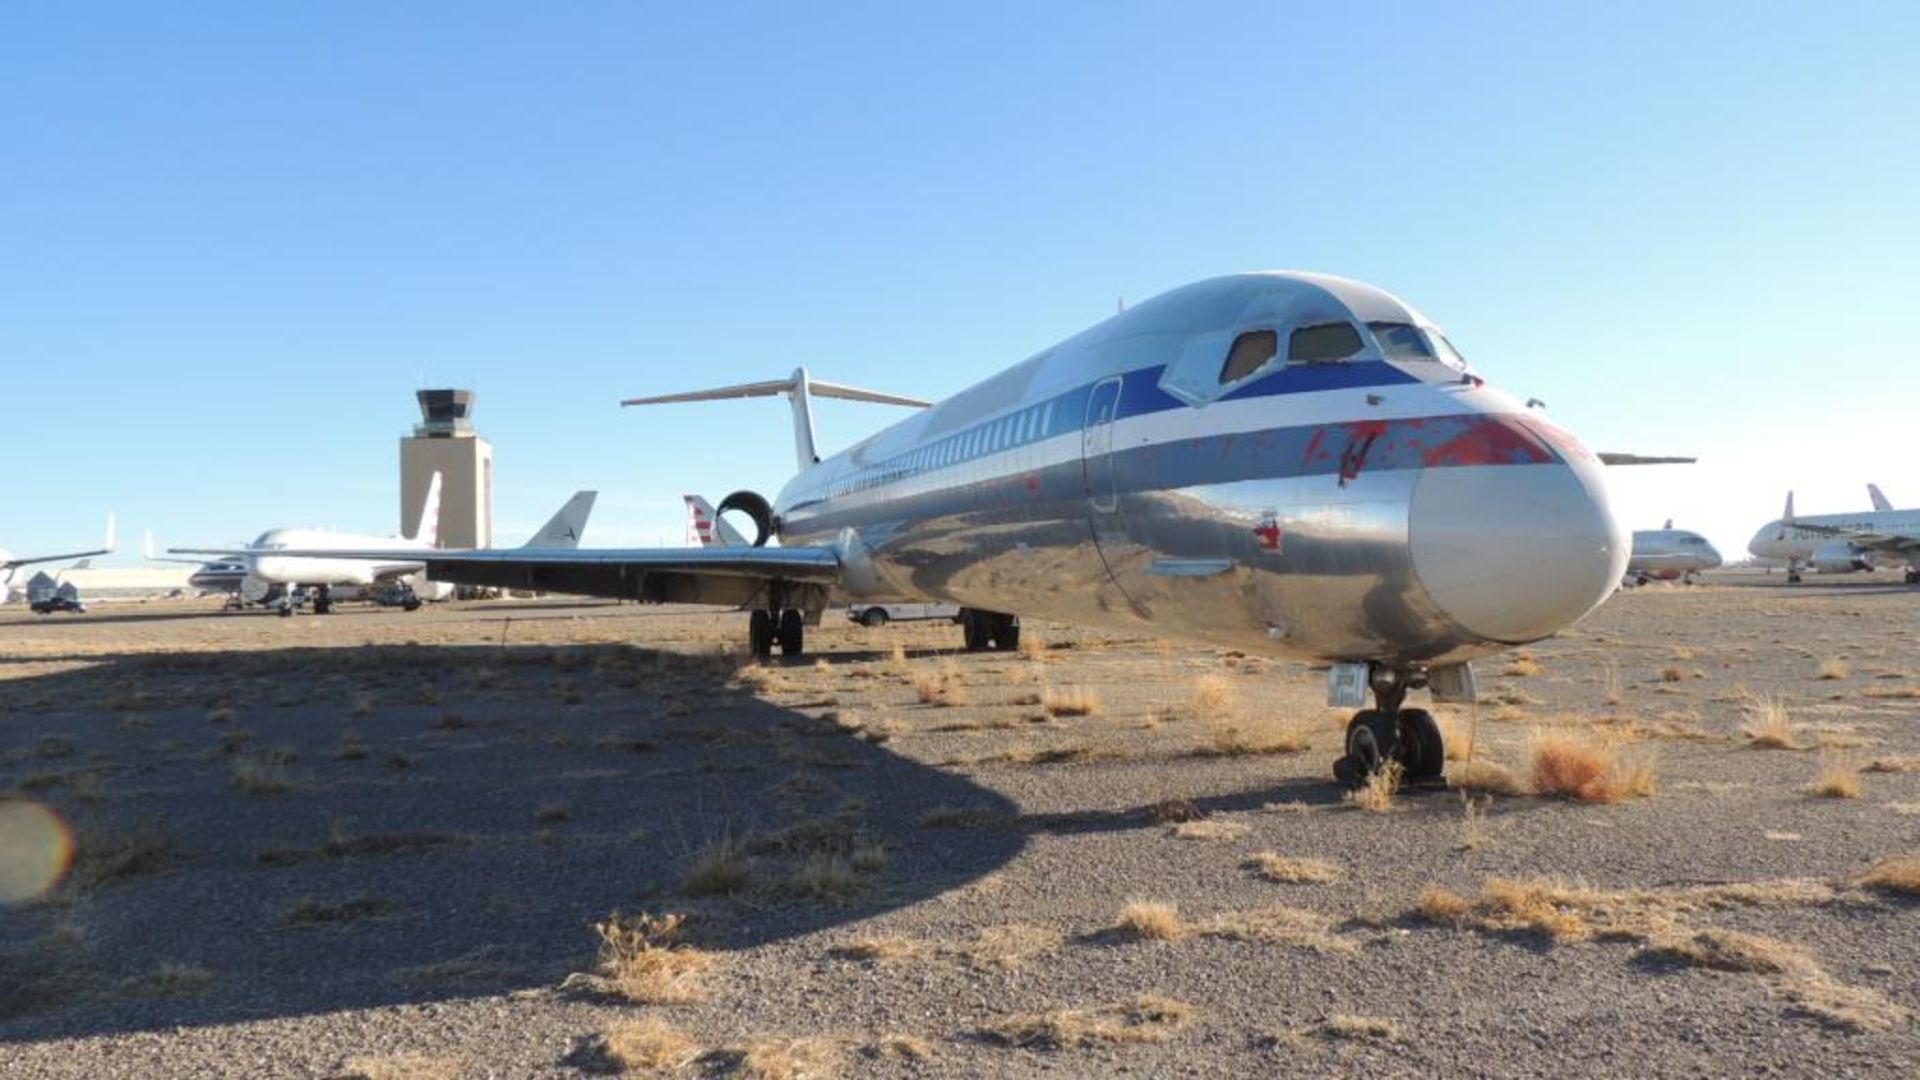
1421, 415, 1553, 467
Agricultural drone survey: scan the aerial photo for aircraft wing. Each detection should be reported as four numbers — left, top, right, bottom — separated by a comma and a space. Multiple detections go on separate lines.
195, 544, 846, 608
2, 547, 114, 571
1597, 453, 1698, 466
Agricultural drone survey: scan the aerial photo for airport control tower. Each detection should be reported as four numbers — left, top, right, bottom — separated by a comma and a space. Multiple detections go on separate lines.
400, 389, 493, 549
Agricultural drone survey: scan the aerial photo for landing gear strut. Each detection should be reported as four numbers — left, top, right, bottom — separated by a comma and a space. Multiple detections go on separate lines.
1332, 666, 1446, 789
748, 602, 807, 659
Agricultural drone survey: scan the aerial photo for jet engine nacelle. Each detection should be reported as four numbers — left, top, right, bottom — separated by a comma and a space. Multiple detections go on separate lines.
717, 490, 775, 547
1811, 541, 1870, 574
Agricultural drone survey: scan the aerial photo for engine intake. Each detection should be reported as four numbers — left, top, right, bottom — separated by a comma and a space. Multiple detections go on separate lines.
717, 490, 775, 547
1811, 541, 1869, 574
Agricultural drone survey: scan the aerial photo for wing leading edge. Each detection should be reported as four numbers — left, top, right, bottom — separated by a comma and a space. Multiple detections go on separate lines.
227, 545, 845, 608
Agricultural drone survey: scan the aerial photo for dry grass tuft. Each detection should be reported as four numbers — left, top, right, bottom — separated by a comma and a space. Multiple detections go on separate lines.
1414, 885, 1475, 923
336, 1054, 464, 1080
1146, 797, 1203, 823
1502, 655, 1543, 678
1810, 752, 1862, 799
1447, 758, 1525, 796
1196, 905, 1356, 954
1189, 674, 1235, 715
1529, 732, 1654, 803
1816, 658, 1851, 681
1313, 1015, 1402, 1042
1170, 818, 1249, 841
829, 936, 928, 964
1206, 715, 1310, 757
230, 751, 293, 794
534, 801, 571, 823
581, 911, 714, 1004
1017, 632, 1049, 661
1114, 901, 1187, 941
1659, 666, 1686, 683
1648, 928, 1815, 975
682, 833, 753, 896
984, 995, 1194, 1049
604, 1017, 702, 1072
1741, 693, 1802, 749
1435, 710, 1475, 761
1863, 755, 1920, 774
1041, 685, 1101, 717
958, 924, 1062, 969
887, 643, 909, 673
913, 663, 971, 706
1855, 854, 1920, 896
1775, 973, 1911, 1032
1246, 852, 1341, 884
1346, 762, 1400, 812
864, 1033, 936, 1062
722, 1035, 843, 1080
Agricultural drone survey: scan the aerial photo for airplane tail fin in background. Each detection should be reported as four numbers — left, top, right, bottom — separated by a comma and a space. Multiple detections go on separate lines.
1869, 484, 1893, 512
624, 368, 930, 472
411, 471, 444, 547
104, 513, 117, 555
685, 495, 749, 548
1784, 491, 1796, 523
525, 491, 597, 549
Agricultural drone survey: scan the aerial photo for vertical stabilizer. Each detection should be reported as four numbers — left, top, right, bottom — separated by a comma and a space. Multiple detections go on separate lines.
525, 491, 596, 549
685, 495, 749, 547
1783, 491, 1795, 523
1869, 484, 1894, 513
411, 472, 444, 547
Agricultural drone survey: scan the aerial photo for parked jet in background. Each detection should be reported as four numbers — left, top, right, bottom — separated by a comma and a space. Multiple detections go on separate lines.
1, 515, 115, 605
685, 495, 749, 548
1748, 490, 1920, 583
175, 482, 599, 615
1625, 521, 1721, 585
258, 271, 1652, 788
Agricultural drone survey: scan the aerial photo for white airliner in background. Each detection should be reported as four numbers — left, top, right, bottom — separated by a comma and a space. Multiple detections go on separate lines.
1625, 520, 1721, 585
260, 271, 1661, 788
175, 479, 600, 614
1, 516, 116, 605
1749, 487, 1920, 584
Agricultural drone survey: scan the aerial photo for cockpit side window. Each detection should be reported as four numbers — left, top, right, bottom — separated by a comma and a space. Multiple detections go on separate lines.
1367, 322, 1437, 361
1218, 330, 1277, 384
1288, 323, 1363, 364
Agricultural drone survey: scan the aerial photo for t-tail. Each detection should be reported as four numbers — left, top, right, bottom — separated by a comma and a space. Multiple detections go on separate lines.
623, 368, 930, 473
525, 491, 597, 549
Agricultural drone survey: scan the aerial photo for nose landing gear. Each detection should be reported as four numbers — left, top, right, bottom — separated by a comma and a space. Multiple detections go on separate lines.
1331, 665, 1447, 789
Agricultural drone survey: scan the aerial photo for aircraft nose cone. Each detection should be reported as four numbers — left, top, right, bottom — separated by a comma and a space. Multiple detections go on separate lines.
1409, 461, 1627, 644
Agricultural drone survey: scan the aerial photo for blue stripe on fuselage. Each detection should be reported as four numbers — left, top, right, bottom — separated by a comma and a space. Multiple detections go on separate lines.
811, 361, 1420, 503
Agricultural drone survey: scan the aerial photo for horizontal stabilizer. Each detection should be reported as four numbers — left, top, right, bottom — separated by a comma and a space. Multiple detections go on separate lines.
1598, 453, 1698, 466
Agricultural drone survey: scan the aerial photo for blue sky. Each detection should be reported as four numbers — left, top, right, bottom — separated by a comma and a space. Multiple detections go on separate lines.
3, 2, 1915, 562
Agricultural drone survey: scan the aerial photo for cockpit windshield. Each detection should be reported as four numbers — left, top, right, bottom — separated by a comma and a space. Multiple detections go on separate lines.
1368, 321, 1469, 373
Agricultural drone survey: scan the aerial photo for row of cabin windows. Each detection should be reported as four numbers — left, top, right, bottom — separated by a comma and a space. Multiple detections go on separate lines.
827, 399, 1061, 499
1217, 320, 1451, 385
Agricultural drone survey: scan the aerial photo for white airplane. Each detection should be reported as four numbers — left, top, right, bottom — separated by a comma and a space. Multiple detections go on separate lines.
684, 494, 749, 547
256, 271, 1643, 787
1748, 489, 1920, 584
174, 480, 600, 615
1, 515, 116, 606
1625, 520, 1721, 585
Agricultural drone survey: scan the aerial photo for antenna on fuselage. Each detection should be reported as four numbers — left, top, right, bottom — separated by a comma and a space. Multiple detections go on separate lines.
621, 368, 930, 472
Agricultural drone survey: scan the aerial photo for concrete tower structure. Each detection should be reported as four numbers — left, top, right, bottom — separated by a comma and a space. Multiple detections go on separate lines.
400, 389, 493, 549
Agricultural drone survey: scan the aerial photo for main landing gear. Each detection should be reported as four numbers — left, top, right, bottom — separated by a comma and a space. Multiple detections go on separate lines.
1332, 665, 1447, 789
748, 607, 806, 659
959, 608, 1020, 652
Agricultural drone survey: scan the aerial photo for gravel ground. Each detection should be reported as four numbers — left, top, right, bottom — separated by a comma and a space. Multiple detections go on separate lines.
1, 573, 1916, 1077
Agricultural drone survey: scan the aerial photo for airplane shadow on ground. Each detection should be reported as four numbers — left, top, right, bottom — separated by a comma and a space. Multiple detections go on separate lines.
0, 642, 1024, 1043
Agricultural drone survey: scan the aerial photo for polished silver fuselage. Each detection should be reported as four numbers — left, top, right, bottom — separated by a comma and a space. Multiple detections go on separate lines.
774, 273, 1627, 666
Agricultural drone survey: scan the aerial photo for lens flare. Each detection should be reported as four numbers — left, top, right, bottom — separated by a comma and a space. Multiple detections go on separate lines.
0, 800, 76, 903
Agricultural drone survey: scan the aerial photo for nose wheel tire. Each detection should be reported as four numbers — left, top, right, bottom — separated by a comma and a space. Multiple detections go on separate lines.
1338, 710, 1399, 788
1396, 708, 1445, 783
